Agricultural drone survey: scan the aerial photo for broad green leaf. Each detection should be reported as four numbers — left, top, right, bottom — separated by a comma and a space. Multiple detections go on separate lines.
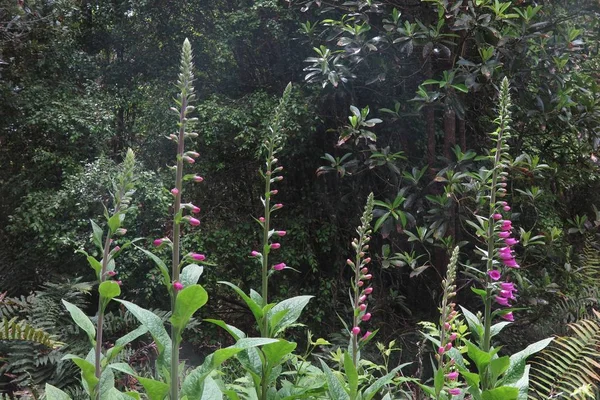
343, 352, 358, 399
86, 256, 102, 278
513, 364, 530, 400
91, 220, 104, 251
107, 362, 136, 375
489, 356, 510, 378
374, 212, 391, 232
481, 386, 519, 400
267, 295, 313, 336
180, 264, 204, 287
490, 321, 511, 338
363, 363, 411, 400
452, 83, 469, 93
45, 383, 72, 400
62, 300, 95, 345
465, 340, 491, 372
204, 319, 245, 341
215, 338, 279, 365
135, 246, 170, 287
319, 359, 350, 400
136, 376, 169, 400
98, 367, 116, 400
170, 284, 208, 333
219, 281, 264, 322
107, 325, 149, 363
262, 339, 296, 366
108, 213, 121, 233
104, 388, 139, 400
434, 367, 444, 395
115, 299, 171, 367
460, 305, 483, 342
62, 355, 98, 394
200, 376, 222, 400
502, 337, 553, 386
99, 281, 121, 301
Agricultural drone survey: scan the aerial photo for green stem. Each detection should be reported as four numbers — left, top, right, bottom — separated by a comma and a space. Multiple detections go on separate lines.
170, 94, 187, 400
260, 139, 275, 400
94, 231, 113, 400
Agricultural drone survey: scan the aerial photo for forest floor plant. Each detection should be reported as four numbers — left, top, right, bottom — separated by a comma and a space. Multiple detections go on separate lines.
40, 42, 559, 400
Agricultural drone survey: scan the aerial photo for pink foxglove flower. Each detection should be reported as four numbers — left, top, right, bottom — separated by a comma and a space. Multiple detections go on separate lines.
187, 217, 200, 226
488, 270, 501, 281
361, 331, 372, 340
448, 388, 461, 396
352, 327, 361, 335
364, 287, 373, 295
495, 296, 510, 306
190, 253, 206, 261
275, 230, 287, 236
446, 372, 459, 380
191, 205, 200, 213
504, 237, 519, 246
501, 312, 514, 321
493, 213, 503, 220
361, 313, 371, 322
270, 243, 281, 249
193, 175, 204, 182
272, 262, 286, 271
250, 250, 260, 257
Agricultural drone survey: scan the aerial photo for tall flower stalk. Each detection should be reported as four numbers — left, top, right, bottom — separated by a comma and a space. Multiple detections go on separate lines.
167, 38, 203, 400
347, 193, 374, 367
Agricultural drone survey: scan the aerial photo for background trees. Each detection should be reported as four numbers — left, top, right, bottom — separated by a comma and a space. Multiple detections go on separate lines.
1, 0, 600, 394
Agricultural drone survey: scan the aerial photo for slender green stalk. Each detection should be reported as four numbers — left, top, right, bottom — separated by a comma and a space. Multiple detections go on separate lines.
94, 232, 113, 400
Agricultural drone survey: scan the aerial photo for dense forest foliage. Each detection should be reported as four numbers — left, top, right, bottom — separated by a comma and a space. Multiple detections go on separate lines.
2, 0, 600, 398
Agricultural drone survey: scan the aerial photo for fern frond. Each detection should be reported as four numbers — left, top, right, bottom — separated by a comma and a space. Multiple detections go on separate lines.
528, 310, 600, 399
0, 317, 63, 349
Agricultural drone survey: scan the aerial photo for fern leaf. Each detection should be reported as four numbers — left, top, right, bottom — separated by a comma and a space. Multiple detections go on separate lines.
0, 317, 63, 349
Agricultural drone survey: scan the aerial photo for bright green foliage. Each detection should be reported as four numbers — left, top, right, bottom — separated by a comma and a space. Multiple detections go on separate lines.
528, 312, 600, 399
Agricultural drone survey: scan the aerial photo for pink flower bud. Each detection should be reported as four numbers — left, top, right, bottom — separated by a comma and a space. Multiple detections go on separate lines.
271, 243, 281, 249
446, 371, 459, 380
115, 228, 127, 236
361, 313, 371, 322
363, 257, 371, 264
504, 238, 519, 246
116, 280, 122, 286
107, 271, 117, 277
273, 176, 283, 182
503, 205, 511, 211
270, 190, 278, 195
448, 388, 461, 396
251, 250, 261, 257
171, 188, 179, 195
495, 296, 510, 306
347, 259, 354, 267
364, 287, 373, 295
493, 213, 502, 220
351, 327, 361, 335
359, 304, 367, 311
113, 246, 120, 252
363, 274, 372, 280
191, 253, 206, 261
445, 342, 453, 351
183, 155, 195, 164
276, 230, 287, 236
153, 238, 166, 247
449, 333, 457, 341
193, 176, 204, 183
361, 330, 372, 341
273, 203, 283, 210
186, 151, 199, 158
359, 295, 367, 303
502, 312, 515, 321
438, 346, 445, 355
259, 217, 265, 222
273, 263, 286, 271
498, 231, 511, 238
357, 280, 364, 287
444, 322, 451, 330
188, 217, 200, 226
191, 206, 201, 214
173, 281, 183, 291
360, 267, 368, 274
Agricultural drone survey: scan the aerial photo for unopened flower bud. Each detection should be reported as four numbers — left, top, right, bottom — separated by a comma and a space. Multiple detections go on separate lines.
273, 262, 286, 271
185, 151, 199, 158
115, 228, 127, 236
361, 267, 368, 274
191, 205, 200, 214
361, 330, 372, 340
364, 257, 371, 264
116, 280, 122, 286
361, 313, 371, 322
276, 230, 287, 236
190, 253, 206, 261
270, 190, 278, 195
364, 287, 373, 295
273, 203, 283, 210
107, 271, 117, 277
259, 217, 265, 223
251, 251, 260, 257
171, 188, 179, 195
359, 304, 367, 311
183, 155, 195, 164
357, 280, 364, 287
193, 175, 204, 183
359, 295, 367, 303
352, 326, 361, 335
363, 274, 372, 280
173, 281, 183, 291
270, 243, 281, 249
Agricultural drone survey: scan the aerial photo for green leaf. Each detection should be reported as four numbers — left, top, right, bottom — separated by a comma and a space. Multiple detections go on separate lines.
62, 355, 98, 394
62, 300, 95, 345
481, 386, 519, 400
86, 256, 103, 278
374, 212, 391, 232
45, 383, 72, 400
98, 367, 116, 400
262, 339, 297, 366
170, 284, 208, 334
99, 281, 121, 301
91, 220, 104, 251
490, 356, 510, 377
219, 281, 264, 323
204, 319, 245, 341
180, 264, 204, 287
136, 376, 170, 400
502, 337, 553, 386
319, 359, 350, 400
452, 83, 469, 93
490, 321, 511, 338
363, 363, 411, 400
200, 375, 222, 400
465, 340, 492, 372
107, 362, 136, 376
267, 295, 313, 336
136, 246, 170, 287
108, 213, 121, 233
343, 352, 358, 399
434, 367, 444, 395
460, 306, 483, 343
115, 299, 172, 368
